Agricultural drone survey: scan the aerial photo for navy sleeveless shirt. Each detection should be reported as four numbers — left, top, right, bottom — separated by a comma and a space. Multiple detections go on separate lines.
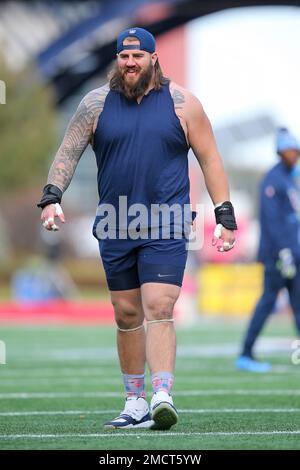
93, 83, 190, 231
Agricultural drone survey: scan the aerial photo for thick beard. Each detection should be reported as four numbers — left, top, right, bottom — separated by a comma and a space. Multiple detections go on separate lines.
111, 61, 154, 100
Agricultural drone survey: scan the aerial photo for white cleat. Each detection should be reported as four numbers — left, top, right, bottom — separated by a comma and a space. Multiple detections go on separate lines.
150, 390, 178, 430
104, 397, 154, 429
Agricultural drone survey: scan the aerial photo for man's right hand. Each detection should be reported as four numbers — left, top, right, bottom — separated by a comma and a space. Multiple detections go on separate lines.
41, 203, 65, 231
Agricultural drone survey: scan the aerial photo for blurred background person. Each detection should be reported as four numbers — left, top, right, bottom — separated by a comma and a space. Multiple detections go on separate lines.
236, 128, 300, 372
11, 230, 78, 303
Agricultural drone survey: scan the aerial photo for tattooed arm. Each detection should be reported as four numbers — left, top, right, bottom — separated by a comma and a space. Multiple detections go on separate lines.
39, 84, 109, 231
47, 84, 109, 192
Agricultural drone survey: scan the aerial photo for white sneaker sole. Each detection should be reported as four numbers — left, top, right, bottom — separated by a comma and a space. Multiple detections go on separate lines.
104, 419, 154, 430
151, 402, 178, 430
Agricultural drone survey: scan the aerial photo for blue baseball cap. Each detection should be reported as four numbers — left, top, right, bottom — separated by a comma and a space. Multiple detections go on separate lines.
276, 128, 300, 154
117, 27, 156, 54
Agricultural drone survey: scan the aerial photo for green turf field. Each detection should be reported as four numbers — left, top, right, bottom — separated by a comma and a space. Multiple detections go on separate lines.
0, 317, 299, 450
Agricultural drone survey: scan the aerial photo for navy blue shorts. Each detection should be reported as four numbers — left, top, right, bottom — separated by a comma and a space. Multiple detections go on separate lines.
98, 236, 188, 291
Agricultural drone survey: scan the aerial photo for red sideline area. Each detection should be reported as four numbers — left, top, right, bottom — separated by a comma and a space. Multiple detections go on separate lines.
0, 301, 115, 325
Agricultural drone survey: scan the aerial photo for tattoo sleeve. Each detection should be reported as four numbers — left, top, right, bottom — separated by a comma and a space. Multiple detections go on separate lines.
47, 84, 109, 192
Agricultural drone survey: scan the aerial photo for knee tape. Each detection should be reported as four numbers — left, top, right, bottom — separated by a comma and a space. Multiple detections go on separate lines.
117, 323, 144, 333
147, 319, 174, 325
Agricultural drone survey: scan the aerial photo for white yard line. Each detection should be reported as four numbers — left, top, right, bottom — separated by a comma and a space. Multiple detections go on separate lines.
0, 378, 122, 386
1, 430, 300, 439
0, 368, 120, 377
0, 364, 295, 376
5, 339, 295, 360
0, 389, 299, 399
0, 375, 297, 385
0, 408, 299, 417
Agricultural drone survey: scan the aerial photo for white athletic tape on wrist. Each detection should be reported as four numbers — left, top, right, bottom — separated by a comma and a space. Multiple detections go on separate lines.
117, 323, 144, 333
213, 223, 223, 239
147, 319, 174, 325
55, 203, 63, 216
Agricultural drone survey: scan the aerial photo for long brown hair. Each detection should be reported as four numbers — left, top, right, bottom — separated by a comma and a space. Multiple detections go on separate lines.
153, 60, 170, 90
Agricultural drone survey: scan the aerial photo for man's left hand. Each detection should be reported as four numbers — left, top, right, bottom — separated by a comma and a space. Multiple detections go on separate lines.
212, 224, 235, 252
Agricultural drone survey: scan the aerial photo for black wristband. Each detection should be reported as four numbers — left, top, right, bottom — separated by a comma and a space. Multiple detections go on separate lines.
214, 201, 238, 230
37, 184, 63, 209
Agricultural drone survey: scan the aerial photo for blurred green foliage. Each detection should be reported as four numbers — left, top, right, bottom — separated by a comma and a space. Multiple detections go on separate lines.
0, 56, 58, 194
